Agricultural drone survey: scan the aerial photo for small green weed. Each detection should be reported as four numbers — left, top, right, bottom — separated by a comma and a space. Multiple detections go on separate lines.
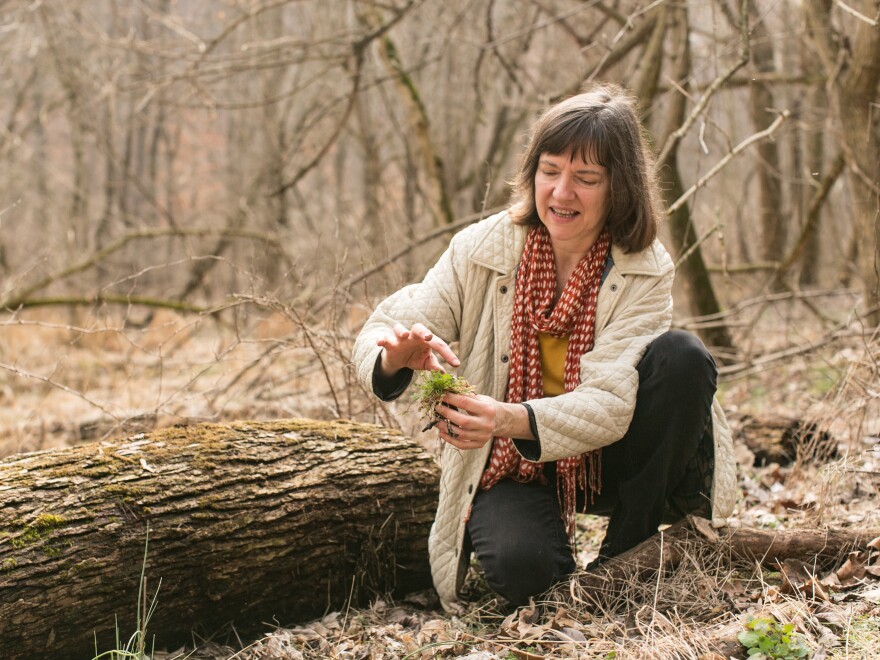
412, 371, 475, 430
92, 526, 167, 660
737, 615, 811, 659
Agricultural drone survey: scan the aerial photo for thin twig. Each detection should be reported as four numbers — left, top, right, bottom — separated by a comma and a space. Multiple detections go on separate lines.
7, 295, 212, 314
0, 361, 120, 419
717, 321, 878, 380
666, 112, 789, 217
674, 222, 722, 269
834, 0, 878, 25
676, 288, 861, 327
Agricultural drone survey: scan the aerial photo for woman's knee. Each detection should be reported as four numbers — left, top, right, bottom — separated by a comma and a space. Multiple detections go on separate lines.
480, 538, 575, 606
641, 330, 717, 389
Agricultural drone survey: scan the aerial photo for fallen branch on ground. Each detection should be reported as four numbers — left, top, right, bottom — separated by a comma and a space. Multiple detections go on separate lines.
576, 515, 880, 597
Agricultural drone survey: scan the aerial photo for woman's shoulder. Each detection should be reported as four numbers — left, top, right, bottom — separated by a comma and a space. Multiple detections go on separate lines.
451, 208, 517, 242
610, 237, 674, 277
449, 209, 526, 270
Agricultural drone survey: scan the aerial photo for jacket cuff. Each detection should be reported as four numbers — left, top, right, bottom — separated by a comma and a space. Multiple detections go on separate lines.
512, 403, 541, 461
371, 352, 414, 401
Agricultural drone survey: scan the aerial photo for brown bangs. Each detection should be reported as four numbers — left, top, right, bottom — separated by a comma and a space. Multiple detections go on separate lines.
540, 113, 610, 169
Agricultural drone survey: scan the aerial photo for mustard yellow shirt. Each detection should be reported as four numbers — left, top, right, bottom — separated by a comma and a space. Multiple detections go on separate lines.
537, 332, 569, 397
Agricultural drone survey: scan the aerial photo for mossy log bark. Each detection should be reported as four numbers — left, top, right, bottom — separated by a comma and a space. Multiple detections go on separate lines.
0, 419, 439, 659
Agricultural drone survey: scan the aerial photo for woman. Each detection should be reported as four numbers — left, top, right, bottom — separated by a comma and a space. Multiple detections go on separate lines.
352, 84, 736, 612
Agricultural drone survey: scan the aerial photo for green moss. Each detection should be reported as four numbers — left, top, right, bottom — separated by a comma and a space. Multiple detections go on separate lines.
11, 513, 67, 548
34, 513, 66, 528
1, 558, 17, 572
412, 371, 475, 426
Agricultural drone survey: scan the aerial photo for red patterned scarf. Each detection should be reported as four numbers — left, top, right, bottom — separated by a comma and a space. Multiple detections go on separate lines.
479, 224, 612, 537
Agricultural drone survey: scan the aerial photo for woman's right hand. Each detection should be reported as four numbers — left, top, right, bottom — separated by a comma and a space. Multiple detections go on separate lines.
377, 322, 460, 376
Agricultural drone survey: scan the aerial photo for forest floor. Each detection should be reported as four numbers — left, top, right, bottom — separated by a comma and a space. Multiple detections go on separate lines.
1, 292, 878, 659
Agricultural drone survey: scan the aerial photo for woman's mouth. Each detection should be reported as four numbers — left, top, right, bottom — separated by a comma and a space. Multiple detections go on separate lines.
550, 207, 578, 218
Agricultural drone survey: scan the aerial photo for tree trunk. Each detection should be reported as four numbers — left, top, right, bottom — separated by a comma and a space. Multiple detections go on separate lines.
747, 0, 787, 266
0, 419, 438, 659
798, 81, 829, 287
804, 0, 880, 322
655, 4, 736, 356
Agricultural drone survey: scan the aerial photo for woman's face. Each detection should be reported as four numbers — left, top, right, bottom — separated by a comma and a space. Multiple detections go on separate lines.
534, 150, 610, 254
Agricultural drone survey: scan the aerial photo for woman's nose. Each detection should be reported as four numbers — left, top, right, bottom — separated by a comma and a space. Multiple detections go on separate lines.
554, 175, 575, 200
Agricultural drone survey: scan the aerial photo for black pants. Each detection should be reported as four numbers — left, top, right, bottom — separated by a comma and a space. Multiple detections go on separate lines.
465, 330, 717, 606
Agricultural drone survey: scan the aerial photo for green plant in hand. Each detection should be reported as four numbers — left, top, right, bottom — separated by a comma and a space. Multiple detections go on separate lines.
737, 616, 811, 659
413, 371, 475, 431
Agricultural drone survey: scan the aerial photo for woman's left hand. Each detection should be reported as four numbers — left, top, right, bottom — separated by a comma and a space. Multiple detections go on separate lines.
435, 393, 537, 449
434, 393, 498, 450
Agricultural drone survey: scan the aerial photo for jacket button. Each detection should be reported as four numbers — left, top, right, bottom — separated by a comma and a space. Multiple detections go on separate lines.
468, 484, 473, 494
500, 285, 508, 294
500, 355, 509, 363
610, 283, 618, 292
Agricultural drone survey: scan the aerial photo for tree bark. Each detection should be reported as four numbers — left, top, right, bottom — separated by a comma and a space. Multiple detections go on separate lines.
0, 419, 439, 659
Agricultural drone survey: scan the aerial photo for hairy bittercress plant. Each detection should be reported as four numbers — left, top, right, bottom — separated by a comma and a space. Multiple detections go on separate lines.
413, 371, 475, 431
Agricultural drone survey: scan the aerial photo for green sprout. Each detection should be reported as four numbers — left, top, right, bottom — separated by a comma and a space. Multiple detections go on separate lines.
737, 616, 811, 659
412, 371, 475, 432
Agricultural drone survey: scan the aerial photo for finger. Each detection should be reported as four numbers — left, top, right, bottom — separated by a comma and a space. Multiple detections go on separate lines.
436, 404, 470, 429
440, 432, 484, 450
441, 392, 479, 411
425, 353, 446, 374
426, 336, 461, 367
410, 323, 433, 342
392, 323, 411, 340
443, 418, 460, 439
377, 333, 395, 348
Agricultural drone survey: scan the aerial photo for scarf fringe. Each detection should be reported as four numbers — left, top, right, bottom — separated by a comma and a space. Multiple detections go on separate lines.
558, 450, 602, 541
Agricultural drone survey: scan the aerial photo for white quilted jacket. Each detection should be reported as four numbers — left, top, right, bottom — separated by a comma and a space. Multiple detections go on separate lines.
352, 210, 736, 612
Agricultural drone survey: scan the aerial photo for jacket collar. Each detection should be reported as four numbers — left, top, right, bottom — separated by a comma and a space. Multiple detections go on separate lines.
468, 211, 667, 277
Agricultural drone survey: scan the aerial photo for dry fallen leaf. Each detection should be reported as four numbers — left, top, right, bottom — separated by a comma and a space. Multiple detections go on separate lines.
835, 550, 866, 584
778, 559, 830, 601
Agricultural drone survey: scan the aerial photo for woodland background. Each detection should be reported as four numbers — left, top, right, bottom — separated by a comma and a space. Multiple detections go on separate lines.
0, 0, 879, 658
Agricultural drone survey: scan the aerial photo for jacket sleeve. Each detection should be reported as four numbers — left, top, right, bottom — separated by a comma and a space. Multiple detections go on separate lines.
525, 252, 674, 462
351, 232, 469, 400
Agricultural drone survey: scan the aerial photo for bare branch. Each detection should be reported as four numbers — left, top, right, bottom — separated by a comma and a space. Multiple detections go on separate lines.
774, 152, 846, 282
665, 111, 789, 217
0, 228, 291, 309
655, 0, 750, 166
834, 0, 879, 26
9, 295, 211, 314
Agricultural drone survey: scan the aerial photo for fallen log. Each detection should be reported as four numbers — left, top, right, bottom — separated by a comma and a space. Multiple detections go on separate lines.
0, 419, 439, 659
728, 412, 837, 466
572, 516, 880, 596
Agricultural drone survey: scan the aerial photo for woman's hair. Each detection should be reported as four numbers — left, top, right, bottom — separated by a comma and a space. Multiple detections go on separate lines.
510, 83, 661, 253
